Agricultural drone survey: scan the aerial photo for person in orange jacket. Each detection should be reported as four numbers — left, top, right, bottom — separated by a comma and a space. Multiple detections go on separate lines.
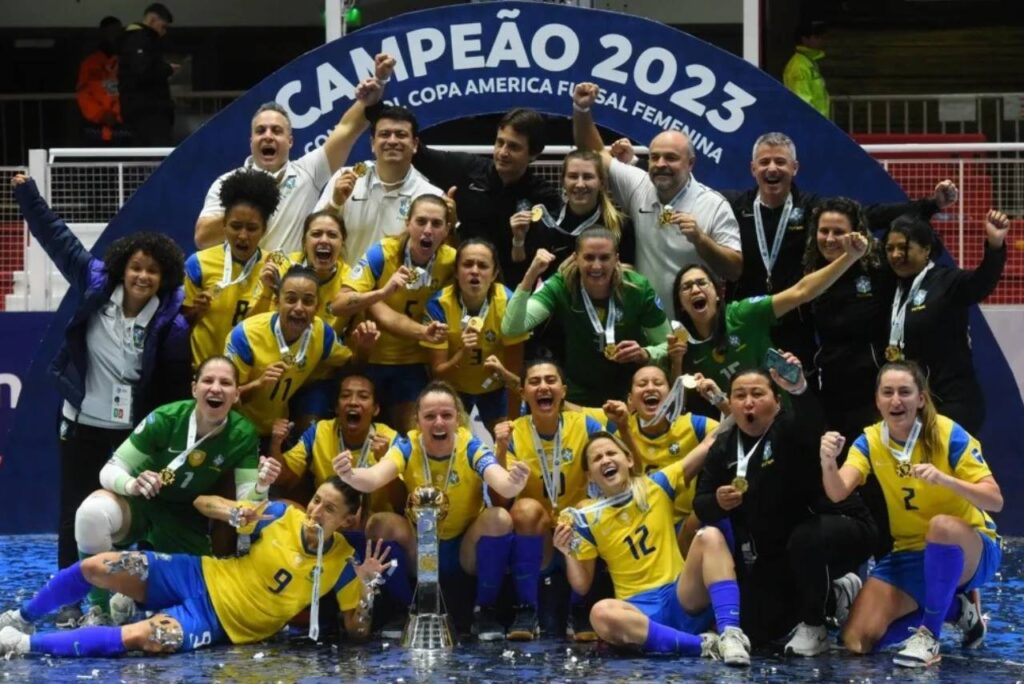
76, 16, 123, 143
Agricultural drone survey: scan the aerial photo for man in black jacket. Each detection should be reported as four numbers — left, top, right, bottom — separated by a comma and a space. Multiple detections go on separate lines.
119, 3, 177, 146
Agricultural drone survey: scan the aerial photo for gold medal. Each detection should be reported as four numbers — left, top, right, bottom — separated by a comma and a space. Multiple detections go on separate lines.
467, 316, 483, 331
352, 161, 368, 177
159, 468, 175, 486
671, 321, 689, 342
530, 205, 544, 223
281, 351, 296, 366
897, 461, 913, 478
604, 343, 617, 360
405, 266, 425, 289
885, 345, 904, 362
267, 250, 289, 267
659, 205, 674, 225
732, 476, 749, 493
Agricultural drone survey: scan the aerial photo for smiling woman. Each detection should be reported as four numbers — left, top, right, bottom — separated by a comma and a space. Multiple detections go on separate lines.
10, 173, 191, 626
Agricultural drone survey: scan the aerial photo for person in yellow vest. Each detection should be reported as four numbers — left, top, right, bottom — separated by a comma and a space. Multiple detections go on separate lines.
783, 20, 830, 118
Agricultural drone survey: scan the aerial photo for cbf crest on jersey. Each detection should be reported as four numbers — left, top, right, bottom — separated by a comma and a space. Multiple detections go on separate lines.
855, 275, 872, 295
399, 196, 412, 219
912, 289, 928, 306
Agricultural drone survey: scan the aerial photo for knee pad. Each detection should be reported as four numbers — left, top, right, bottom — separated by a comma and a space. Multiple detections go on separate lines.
148, 616, 184, 652
103, 551, 149, 580
75, 494, 124, 555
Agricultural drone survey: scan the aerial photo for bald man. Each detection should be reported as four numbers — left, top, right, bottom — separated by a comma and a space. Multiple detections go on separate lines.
571, 82, 742, 310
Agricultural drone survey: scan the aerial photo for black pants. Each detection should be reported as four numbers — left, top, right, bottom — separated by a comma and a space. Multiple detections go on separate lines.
57, 417, 131, 569
123, 109, 174, 146
740, 514, 876, 644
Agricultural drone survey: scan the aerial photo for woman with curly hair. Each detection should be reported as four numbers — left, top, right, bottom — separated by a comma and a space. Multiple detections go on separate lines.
501, 227, 668, 406
11, 173, 190, 627
182, 168, 280, 370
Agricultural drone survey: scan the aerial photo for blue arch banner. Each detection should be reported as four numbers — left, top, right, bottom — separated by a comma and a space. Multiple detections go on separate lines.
3, 1, 1021, 533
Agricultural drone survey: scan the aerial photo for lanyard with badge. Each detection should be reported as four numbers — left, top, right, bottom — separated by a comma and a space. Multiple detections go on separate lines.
752, 194, 793, 293
581, 288, 618, 359
886, 262, 934, 361
272, 315, 313, 367
881, 418, 921, 478
212, 242, 261, 297
110, 291, 150, 426
529, 417, 565, 511
159, 409, 228, 485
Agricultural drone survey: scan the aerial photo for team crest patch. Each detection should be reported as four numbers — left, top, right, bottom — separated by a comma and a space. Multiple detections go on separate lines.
447, 471, 460, 487
350, 264, 364, 280
561, 448, 575, 464
188, 449, 207, 467
485, 330, 497, 343
132, 326, 146, 350
788, 207, 804, 225
213, 454, 225, 467
761, 441, 774, 467
729, 335, 741, 348
912, 289, 927, 306
399, 197, 411, 219
669, 443, 681, 455
855, 275, 872, 294
282, 176, 297, 192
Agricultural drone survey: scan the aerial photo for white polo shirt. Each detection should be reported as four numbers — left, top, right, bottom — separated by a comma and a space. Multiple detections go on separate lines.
198, 147, 333, 254
607, 159, 741, 311
314, 161, 442, 265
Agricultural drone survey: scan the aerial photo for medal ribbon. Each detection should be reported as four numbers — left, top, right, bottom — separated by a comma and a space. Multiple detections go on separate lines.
418, 435, 457, 493
735, 432, 768, 479
459, 295, 491, 329
536, 204, 601, 237
562, 488, 635, 529
163, 409, 227, 476
639, 375, 688, 428
272, 315, 313, 366
307, 523, 325, 641
219, 242, 262, 290
581, 288, 617, 350
404, 241, 436, 290
339, 424, 376, 468
888, 262, 934, 353
529, 417, 564, 509
752, 194, 793, 283
880, 418, 921, 471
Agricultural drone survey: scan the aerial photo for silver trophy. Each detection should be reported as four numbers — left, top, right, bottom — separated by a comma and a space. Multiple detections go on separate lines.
401, 485, 455, 653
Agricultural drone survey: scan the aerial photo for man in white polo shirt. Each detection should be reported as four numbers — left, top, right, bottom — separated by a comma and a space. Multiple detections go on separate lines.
193, 54, 395, 254
313, 105, 441, 265
571, 82, 742, 309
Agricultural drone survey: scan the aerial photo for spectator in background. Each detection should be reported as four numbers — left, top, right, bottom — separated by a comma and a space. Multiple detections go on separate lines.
783, 20, 830, 118
118, 3, 177, 146
76, 16, 124, 145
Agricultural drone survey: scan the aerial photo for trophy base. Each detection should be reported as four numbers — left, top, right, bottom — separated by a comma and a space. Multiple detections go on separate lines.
402, 612, 455, 652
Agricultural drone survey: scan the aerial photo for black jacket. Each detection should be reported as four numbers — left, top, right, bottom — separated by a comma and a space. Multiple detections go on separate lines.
118, 22, 173, 118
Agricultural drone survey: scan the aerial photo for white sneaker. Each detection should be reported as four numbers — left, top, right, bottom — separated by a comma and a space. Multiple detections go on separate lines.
0, 609, 34, 635
954, 590, 986, 648
109, 593, 137, 626
893, 626, 941, 668
77, 605, 113, 627
699, 631, 722, 660
784, 622, 828, 656
718, 626, 751, 667
832, 572, 862, 625
0, 626, 30, 657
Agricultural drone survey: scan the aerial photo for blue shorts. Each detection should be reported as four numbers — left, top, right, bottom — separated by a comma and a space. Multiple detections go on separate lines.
627, 578, 713, 634
289, 377, 339, 419
142, 552, 227, 652
439, 534, 464, 577
870, 532, 1002, 608
366, 363, 429, 406
460, 389, 508, 425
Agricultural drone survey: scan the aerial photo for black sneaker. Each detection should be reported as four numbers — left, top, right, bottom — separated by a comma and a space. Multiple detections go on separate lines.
54, 604, 82, 630
566, 604, 597, 642
506, 605, 539, 641
472, 605, 505, 642
955, 589, 987, 648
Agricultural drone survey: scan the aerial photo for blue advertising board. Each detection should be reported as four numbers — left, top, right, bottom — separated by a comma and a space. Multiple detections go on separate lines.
2, 2, 1020, 533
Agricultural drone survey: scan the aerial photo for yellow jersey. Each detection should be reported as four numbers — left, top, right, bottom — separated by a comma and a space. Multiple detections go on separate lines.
574, 460, 686, 600
507, 411, 605, 516
283, 419, 399, 514
202, 503, 362, 644
384, 426, 497, 540
271, 252, 351, 332
184, 244, 268, 369
342, 236, 455, 365
420, 284, 529, 394
628, 412, 717, 521
846, 415, 998, 553
225, 312, 353, 435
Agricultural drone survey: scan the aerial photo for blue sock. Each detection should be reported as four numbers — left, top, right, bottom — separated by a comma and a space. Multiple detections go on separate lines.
643, 619, 703, 656
511, 534, 544, 608
708, 519, 735, 554
20, 562, 92, 622
873, 610, 923, 651
30, 626, 126, 657
922, 542, 964, 636
380, 541, 414, 606
708, 579, 741, 631
475, 533, 512, 607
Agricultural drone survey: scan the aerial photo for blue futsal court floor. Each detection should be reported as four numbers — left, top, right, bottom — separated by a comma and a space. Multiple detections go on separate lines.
1, 535, 1022, 683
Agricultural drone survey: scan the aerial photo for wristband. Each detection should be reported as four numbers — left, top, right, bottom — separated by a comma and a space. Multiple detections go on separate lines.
327, 200, 343, 213
572, 103, 591, 113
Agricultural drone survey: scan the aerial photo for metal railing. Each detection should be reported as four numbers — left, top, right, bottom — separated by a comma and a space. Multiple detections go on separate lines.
831, 93, 1024, 143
